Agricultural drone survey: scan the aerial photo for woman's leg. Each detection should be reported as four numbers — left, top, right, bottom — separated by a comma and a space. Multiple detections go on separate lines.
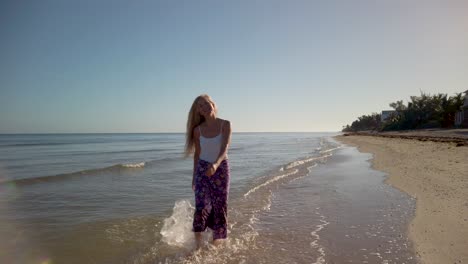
194, 232, 203, 249
209, 160, 230, 244
193, 160, 212, 246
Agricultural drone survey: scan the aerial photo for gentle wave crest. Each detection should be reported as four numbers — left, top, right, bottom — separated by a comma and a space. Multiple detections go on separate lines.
2, 161, 148, 186
244, 148, 337, 198
285, 154, 332, 169
319, 146, 341, 154
244, 169, 299, 198
121, 162, 146, 168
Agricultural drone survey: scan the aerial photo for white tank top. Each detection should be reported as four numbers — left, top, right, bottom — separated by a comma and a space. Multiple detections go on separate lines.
199, 121, 227, 163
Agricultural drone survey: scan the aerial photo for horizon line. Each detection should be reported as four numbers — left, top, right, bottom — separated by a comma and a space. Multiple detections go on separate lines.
0, 131, 341, 135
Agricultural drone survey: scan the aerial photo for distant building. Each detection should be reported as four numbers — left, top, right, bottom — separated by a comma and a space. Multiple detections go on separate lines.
455, 90, 468, 127
381, 110, 397, 122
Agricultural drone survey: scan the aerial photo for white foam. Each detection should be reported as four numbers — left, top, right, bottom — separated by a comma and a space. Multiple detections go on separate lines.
121, 162, 146, 168
290, 164, 318, 183
243, 169, 299, 198
160, 199, 195, 249
262, 191, 273, 211
285, 154, 331, 169
369, 252, 383, 259
319, 146, 341, 154
310, 211, 330, 264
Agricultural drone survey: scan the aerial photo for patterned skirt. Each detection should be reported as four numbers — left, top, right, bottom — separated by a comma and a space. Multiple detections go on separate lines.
193, 159, 230, 239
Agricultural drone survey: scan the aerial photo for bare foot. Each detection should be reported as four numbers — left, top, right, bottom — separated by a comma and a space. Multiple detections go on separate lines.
194, 232, 203, 249
212, 239, 225, 247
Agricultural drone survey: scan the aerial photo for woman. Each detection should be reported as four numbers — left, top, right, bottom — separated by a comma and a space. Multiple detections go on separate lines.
185, 94, 232, 247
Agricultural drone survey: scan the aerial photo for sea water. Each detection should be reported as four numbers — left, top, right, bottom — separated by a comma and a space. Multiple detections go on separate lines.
0, 133, 416, 263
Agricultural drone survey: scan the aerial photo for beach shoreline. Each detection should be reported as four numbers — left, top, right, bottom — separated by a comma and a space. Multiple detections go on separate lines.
335, 134, 468, 264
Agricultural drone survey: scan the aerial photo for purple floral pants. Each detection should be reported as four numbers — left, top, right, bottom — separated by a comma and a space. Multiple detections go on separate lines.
193, 159, 230, 239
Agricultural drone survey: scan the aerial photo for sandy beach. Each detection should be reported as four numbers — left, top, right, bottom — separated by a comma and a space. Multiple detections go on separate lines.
335, 134, 468, 264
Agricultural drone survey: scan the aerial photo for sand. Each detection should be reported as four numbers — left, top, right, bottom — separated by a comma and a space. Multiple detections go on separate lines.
335, 135, 468, 264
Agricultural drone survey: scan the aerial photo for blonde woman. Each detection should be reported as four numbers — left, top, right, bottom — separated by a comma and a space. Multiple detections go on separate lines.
185, 94, 232, 247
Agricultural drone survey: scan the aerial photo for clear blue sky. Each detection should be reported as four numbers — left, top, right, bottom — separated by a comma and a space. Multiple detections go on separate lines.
1, 0, 467, 133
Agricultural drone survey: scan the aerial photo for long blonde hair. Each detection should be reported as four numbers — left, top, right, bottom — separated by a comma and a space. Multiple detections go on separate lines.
185, 94, 217, 157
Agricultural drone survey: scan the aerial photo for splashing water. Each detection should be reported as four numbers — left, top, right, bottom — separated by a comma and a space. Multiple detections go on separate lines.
160, 200, 196, 249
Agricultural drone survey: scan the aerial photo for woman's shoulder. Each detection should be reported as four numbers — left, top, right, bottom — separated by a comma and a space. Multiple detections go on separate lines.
217, 118, 230, 124
217, 118, 231, 126
218, 119, 231, 132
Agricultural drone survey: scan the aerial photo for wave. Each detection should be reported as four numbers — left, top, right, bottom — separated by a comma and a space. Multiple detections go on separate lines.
244, 169, 299, 198
319, 146, 341, 154
2, 161, 147, 186
244, 154, 329, 199
66, 148, 167, 157
1, 142, 74, 147
244, 142, 341, 199
1, 154, 189, 187
284, 154, 332, 170
121, 162, 146, 168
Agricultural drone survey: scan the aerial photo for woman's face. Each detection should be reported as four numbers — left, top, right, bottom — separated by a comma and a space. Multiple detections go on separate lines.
197, 98, 215, 117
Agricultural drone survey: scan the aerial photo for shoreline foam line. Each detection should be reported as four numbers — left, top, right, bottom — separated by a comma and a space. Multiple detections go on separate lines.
285, 153, 332, 169
243, 169, 299, 198
311, 208, 330, 264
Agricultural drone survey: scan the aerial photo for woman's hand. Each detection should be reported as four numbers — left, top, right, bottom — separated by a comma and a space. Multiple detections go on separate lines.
205, 163, 218, 177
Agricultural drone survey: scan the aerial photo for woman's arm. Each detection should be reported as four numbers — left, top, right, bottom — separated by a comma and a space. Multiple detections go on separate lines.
206, 120, 231, 176
192, 127, 201, 190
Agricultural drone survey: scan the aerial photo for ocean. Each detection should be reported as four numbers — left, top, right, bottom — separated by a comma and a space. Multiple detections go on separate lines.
0, 133, 417, 263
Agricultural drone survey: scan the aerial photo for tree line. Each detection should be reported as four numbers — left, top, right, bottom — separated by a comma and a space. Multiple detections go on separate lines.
342, 92, 465, 132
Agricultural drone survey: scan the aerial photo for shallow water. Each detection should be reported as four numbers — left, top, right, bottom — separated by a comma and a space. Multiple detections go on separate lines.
0, 133, 417, 263
251, 147, 417, 264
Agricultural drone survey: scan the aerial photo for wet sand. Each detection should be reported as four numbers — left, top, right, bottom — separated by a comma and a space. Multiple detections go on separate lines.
335, 135, 468, 264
